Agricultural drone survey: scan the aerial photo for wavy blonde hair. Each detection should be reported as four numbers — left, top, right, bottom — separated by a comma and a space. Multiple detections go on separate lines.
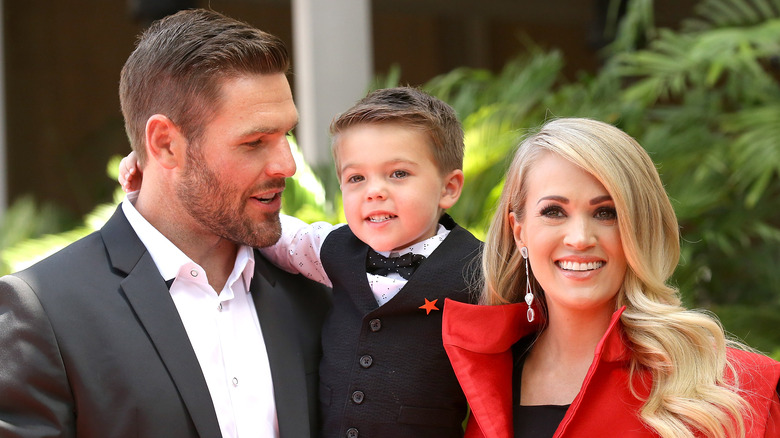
483, 118, 748, 437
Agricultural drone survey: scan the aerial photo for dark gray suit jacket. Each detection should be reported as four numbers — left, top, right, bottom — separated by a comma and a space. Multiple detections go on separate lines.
0, 206, 331, 438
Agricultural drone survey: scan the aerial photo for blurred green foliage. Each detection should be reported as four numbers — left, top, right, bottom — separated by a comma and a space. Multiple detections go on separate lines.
1, 0, 778, 356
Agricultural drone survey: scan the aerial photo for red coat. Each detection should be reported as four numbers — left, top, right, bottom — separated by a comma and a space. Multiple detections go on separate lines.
442, 299, 780, 438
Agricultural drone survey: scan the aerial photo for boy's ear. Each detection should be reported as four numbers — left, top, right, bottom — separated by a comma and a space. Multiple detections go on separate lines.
439, 169, 464, 210
145, 114, 186, 170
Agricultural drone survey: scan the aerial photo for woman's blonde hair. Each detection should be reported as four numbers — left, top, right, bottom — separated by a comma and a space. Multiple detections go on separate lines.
483, 118, 748, 437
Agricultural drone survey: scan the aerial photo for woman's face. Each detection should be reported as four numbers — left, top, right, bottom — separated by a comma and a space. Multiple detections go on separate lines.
510, 152, 627, 316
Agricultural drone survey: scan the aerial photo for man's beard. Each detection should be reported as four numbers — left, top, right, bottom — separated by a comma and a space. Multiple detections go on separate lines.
176, 146, 283, 248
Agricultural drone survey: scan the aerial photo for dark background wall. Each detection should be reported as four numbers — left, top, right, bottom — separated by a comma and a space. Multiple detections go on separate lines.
2, 0, 696, 218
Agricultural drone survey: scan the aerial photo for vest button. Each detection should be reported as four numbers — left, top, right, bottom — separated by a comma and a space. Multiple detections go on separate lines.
346, 428, 359, 438
351, 390, 365, 404
359, 355, 373, 368
369, 319, 382, 332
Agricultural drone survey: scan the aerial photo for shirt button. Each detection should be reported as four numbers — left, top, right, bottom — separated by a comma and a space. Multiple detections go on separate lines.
346, 428, 359, 438
190, 269, 198, 277
351, 390, 364, 404
369, 319, 381, 332
218, 303, 223, 312
232, 377, 238, 386
359, 355, 373, 368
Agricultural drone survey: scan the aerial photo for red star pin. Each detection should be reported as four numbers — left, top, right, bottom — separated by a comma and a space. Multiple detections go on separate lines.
419, 298, 439, 315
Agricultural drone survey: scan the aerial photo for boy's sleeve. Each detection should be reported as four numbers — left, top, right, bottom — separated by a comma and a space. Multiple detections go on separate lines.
259, 214, 341, 287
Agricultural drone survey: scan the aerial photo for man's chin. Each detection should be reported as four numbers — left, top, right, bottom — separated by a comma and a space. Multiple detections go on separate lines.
253, 231, 282, 248
243, 220, 282, 249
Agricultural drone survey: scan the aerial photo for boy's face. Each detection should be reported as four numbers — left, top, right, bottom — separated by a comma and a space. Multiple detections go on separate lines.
336, 123, 463, 253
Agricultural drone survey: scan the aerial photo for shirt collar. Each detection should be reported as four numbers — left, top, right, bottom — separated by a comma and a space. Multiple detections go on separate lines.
122, 191, 255, 291
229, 245, 255, 293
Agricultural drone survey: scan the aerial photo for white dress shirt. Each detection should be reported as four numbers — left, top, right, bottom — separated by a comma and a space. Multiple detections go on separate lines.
261, 214, 449, 306
122, 192, 278, 438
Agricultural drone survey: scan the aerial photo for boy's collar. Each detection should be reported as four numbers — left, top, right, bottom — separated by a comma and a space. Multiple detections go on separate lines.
373, 223, 450, 259
439, 212, 456, 230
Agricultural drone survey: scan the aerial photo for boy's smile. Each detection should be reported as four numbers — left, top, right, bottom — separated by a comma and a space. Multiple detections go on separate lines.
336, 123, 463, 253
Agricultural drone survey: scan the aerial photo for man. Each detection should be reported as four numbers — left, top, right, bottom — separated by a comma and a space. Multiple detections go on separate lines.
0, 9, 330, 438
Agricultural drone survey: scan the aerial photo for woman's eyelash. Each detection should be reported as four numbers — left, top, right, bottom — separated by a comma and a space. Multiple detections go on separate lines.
538, 204, 616, 220
539, 204, 564, 217
595, 206, 618, 220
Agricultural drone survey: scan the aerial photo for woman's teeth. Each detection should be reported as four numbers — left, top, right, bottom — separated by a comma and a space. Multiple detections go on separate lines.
558, 261, 604, 271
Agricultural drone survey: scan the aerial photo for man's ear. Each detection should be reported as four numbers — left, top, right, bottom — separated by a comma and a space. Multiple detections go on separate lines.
145, 114, 185, 169
439, 169, 465, 210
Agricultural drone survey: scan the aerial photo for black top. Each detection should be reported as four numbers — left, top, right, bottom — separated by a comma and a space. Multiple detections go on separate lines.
512, 339, 570, 438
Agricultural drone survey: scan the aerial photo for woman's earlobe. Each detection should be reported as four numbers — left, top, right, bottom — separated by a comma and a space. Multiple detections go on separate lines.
508, 213, 526, 246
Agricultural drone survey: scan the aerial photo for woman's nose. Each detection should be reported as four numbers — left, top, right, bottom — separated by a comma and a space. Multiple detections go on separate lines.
563, 216, 597, 250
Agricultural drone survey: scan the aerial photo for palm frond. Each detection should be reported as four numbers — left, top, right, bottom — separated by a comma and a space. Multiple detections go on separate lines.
603, 0, 657, 54
684, 0, 780, 31
720, 104, 780, 206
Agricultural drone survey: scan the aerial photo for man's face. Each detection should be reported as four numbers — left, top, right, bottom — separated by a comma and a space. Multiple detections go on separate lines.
176, 73, 298, 248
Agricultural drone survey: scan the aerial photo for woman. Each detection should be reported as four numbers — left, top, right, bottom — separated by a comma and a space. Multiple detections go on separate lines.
442, 118, 780, 438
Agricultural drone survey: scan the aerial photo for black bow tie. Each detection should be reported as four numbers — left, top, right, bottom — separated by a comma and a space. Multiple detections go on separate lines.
366, 249, 426, 280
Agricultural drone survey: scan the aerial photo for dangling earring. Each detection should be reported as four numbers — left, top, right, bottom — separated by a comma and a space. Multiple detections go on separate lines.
521, 246, 535, 322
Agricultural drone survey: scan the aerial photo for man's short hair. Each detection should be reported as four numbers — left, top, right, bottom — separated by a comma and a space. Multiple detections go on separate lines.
119, 9, 290, 164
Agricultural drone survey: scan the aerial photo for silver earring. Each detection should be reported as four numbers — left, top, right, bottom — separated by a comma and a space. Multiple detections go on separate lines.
521, 246, 535, 322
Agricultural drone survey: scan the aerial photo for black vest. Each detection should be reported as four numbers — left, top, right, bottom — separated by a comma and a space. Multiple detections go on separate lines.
319, 214, 482, 438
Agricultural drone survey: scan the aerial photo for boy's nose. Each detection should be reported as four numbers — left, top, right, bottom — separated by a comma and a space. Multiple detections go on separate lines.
366, 182, 387, 201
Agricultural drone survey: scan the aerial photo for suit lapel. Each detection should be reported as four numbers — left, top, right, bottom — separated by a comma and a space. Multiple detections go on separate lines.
249, 254, 311, 438
101, 206, 222, 438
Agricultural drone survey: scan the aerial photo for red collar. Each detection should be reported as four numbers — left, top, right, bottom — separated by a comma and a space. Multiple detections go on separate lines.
442, 299, 631, 437
443, 299, 630, 361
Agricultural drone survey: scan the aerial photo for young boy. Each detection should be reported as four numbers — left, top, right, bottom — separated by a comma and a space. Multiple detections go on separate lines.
120, 87, 481, 437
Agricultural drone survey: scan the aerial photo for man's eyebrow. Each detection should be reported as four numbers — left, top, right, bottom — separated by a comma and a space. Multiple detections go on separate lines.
238, 120, 299, 138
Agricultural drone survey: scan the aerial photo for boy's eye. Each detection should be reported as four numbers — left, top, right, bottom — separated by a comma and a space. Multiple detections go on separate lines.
391, 170, 409, 179
346, 175, 364, 183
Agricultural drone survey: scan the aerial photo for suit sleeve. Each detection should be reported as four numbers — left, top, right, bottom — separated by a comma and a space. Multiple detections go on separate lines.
0, 275, 75, 438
